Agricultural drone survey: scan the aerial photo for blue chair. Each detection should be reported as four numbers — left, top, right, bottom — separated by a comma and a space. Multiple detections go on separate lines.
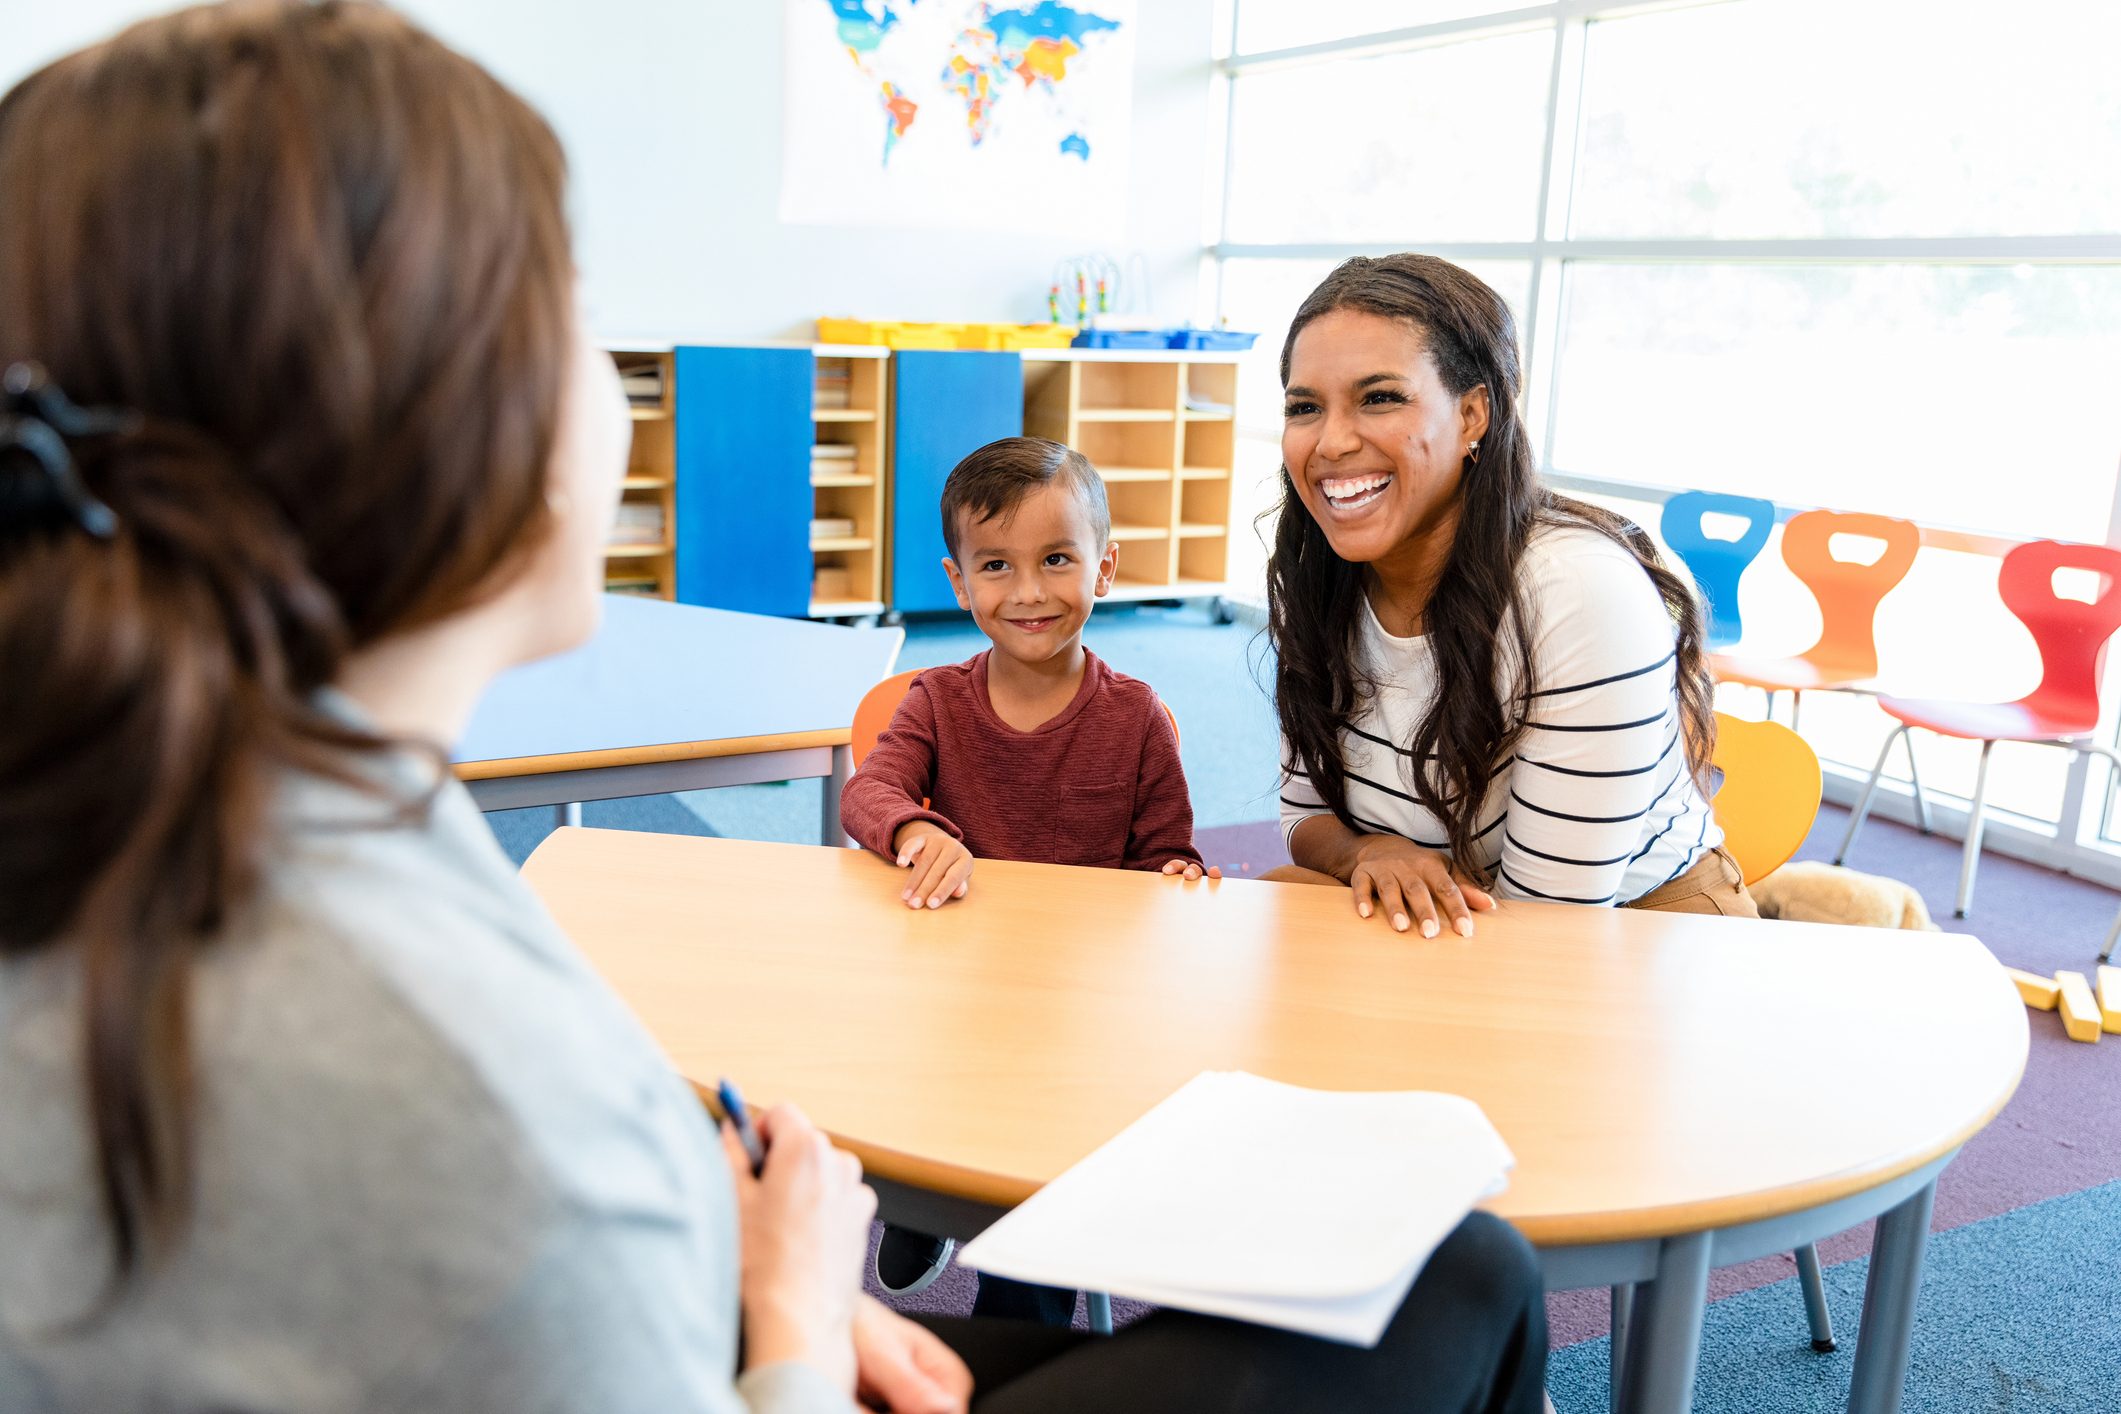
1660, 492, 1777, 649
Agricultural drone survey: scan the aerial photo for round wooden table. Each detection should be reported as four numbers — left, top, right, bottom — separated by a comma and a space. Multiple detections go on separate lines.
523, 829, 2027, 1414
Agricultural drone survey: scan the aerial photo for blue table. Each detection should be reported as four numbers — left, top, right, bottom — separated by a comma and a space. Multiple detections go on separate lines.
456, 595, 903, 844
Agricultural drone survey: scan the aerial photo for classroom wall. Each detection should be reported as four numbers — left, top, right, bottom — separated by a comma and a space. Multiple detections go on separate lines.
0, 0, 1219, 343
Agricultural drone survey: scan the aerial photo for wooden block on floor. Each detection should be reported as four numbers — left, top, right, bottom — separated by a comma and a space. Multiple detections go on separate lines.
2056, 971, 2102, 1043
2008, 967, 2061, 1011
2099, 965, 2121, 1036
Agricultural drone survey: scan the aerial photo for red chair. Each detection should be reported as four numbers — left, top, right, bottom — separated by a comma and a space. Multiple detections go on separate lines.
1836, 540, 2121, 917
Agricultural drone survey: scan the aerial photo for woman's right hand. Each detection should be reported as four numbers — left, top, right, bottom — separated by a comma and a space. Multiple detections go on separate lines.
720, 1103, 876, 1392
1347, 834, 1496, 938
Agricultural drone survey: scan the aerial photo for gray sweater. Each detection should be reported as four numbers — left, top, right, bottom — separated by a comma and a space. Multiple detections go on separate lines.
0, 750, 854, 1414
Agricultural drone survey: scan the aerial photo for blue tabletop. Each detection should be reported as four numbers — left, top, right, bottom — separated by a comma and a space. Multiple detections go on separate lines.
456, 595, 905, 766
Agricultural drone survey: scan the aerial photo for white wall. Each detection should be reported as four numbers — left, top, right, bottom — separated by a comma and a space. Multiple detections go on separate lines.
0, 0, 1216, 342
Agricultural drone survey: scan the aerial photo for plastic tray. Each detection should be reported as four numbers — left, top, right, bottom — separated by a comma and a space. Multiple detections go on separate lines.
1167, 329, 1259, 351
1072, 328, 1177, 350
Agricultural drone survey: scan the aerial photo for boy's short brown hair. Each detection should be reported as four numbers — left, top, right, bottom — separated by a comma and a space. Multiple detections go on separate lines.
940, 436, 1110, 561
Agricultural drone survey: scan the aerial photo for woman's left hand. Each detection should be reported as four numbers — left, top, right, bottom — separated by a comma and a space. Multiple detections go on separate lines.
1159, 859, 1223, 882
853, 1295, 973, 1413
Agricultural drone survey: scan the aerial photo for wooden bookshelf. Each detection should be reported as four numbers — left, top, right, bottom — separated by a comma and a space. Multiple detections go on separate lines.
809, 345, 891, 618
1021, 348, 1242, 606
608, 346, 677, 599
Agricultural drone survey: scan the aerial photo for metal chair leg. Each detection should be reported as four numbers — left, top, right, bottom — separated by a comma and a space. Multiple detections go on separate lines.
2102, 908, 2119, 965
1836, 725, 1906, 865
1087, 1291, 1113, 1334
1790, 689, 1804, 732
1795, 1243, 1837, 1352
1901, 731, 1933, 834
1955, 739, 1995, 918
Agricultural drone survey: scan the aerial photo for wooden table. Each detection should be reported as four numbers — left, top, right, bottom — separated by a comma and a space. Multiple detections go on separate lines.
455, 595, 902, 843
522, 829, 2028, 1414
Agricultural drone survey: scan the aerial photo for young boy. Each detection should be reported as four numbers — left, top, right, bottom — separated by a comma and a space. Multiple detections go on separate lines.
840, 435, 1217, 1321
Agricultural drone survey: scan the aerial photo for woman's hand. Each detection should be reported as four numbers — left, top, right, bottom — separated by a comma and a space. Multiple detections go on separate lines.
853, 1295, 974, 1413
1159, 859, 1223, 882
721, 1104, 876, 1392
1347, 835, 1495, 937
892, 822, 973, 910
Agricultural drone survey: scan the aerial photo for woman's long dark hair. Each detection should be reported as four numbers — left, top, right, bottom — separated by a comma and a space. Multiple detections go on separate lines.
0, 0, 573, 1289
1267, 255, 1715, 883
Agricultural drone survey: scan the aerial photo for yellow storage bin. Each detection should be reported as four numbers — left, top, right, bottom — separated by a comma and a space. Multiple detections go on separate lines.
816, 318, 965, 350
957, 322, 1081, 351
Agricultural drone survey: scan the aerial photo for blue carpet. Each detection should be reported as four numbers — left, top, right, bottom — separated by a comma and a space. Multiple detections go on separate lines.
1547, 1179, 2121, 1414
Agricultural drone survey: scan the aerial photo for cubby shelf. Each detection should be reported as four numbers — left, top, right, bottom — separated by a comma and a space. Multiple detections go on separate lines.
1015, 350, 1244, 597
607, 346, 678, 600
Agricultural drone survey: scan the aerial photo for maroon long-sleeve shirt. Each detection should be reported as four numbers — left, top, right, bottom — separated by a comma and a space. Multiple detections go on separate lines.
840, 649, 1204, 872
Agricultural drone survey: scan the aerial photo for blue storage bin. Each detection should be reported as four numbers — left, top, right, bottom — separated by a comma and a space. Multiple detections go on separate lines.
1168, 328, 1259, 351
1071, 328, 1174, 350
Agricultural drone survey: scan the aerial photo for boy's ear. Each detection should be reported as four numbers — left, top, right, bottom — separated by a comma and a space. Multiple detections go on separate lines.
1093, 540, 1119, 598
940, 554, 973, 611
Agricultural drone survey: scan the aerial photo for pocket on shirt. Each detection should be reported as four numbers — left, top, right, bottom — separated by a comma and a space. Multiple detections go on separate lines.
1046, 778, 1137, 868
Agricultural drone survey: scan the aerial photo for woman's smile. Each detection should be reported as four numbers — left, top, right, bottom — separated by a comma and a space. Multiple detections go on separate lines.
1319, 471, 1396, 515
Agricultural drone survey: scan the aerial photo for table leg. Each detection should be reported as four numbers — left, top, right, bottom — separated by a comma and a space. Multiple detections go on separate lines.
821, 744, 853, 846
1618, 1230, 1710, 1414
1609, 1283, 1635, 1414
1846, 1179, 1936, 1414
554, 802, 582, 829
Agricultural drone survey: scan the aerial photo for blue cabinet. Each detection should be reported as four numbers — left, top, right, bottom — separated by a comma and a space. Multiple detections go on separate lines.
673, 345, 814, 617
890, 351, 1024, 613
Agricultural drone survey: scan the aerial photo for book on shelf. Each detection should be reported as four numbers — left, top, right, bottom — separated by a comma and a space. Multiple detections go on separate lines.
809, 516, 857, 540
619, 368, 663, 405
809, 443, 858, 460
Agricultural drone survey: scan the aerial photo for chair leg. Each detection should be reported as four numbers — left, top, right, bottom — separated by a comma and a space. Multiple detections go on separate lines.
2102, 908, 2120, 965
1087, 1291, 1114, 1335
1794, 1243, 1837, 1352
1836, 725, 1906, 865
1790, 689, 1804, 733
1956, 739, 1996, 918
1903, 731, 1933, 835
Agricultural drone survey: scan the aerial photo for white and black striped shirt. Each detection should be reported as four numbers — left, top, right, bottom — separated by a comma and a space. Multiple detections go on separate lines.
1280, 525, 1720, 906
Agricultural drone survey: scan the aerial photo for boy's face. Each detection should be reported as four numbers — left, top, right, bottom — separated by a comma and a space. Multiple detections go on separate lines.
941, 481, 1118, 668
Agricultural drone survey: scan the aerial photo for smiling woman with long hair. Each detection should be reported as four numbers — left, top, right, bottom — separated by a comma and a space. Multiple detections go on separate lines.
1266, 254, 1749, 932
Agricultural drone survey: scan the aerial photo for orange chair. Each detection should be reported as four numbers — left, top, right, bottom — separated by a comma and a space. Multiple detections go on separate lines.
853, 668, 1178, 773
1710, 712, 1823, 886
1837, 539, 2121, 918
1711, 510, 1920, 727
852, 669, 925, 769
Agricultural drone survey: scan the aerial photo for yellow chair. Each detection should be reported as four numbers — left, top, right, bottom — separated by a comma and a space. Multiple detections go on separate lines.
1707, 711, 1838, 1357
1710, 711, 1824, 885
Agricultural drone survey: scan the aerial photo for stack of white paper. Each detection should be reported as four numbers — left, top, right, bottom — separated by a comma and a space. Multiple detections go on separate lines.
956, 1071, 1514, 1347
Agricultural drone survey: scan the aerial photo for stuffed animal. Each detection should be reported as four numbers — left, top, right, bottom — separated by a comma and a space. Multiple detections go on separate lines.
1749, 860, 1940, 932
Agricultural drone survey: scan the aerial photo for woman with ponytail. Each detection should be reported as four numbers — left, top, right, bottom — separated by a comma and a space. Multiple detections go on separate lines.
1267, 255, 1748, 932
0, 6, 1549, 1412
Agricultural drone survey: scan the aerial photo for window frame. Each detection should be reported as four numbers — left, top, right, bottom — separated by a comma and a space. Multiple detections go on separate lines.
1209, 0, 2121, 885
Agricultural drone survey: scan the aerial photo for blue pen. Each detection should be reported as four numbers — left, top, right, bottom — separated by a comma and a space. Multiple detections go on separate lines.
717, 1077, 766, 1176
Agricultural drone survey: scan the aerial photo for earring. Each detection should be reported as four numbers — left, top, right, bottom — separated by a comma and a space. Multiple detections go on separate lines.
1467, 439, 1481, 465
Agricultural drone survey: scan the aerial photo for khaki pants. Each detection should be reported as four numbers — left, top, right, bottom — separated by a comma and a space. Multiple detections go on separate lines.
1622, 846, 1758, 918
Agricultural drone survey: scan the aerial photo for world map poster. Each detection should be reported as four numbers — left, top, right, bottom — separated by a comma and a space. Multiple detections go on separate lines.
780, 0, 1137, 234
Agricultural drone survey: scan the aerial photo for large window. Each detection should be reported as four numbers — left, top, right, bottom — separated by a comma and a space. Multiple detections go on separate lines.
1212, 0, 2121, 879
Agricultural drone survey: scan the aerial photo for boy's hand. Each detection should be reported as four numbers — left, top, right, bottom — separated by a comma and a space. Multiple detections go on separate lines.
1159, 860, 1222, 882
892, 823, 973, 910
